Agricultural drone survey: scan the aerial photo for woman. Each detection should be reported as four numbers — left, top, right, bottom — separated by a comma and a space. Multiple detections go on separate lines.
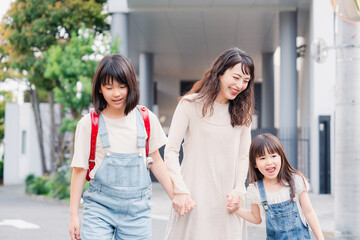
164, 48, 255, 239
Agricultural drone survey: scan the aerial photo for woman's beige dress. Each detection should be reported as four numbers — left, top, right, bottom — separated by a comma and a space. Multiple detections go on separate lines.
164, 94, 250, 240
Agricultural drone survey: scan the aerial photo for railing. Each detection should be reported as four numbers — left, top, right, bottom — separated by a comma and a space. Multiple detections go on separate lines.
151, 128, 311, 182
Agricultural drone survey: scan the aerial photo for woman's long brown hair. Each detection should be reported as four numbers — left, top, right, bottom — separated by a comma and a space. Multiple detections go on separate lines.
183, 47, 255, 127
249, 134, 307, 201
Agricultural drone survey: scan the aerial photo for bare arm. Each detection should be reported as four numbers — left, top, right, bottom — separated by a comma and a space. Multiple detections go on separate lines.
299, 191, 325, 240
235, 204, 262, 224
69, 167, 87, 240
149, 150, 174, 200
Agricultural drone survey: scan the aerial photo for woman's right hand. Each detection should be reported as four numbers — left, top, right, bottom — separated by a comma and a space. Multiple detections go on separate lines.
172, 193, 197, 216
69, 215, 81, 240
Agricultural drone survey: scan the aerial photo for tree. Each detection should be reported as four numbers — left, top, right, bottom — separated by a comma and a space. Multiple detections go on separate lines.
0, 0, 108, 174
44, 29, 102, 168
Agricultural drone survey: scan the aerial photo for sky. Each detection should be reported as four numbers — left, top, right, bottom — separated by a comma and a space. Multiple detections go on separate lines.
0, 0, 13, 19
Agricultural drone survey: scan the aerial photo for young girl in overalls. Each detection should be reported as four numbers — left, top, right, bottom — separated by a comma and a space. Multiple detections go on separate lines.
236, 133, 324, 240
69, 54, 174, 240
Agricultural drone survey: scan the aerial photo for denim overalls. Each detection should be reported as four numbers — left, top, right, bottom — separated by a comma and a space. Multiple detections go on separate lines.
258, 179, 311, 240
81, 109, 152, 240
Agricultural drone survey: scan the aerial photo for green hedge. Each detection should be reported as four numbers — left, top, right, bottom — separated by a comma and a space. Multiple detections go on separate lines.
25, 170, 88, 200
25, 170, 71, 200
0, 160, 3, 179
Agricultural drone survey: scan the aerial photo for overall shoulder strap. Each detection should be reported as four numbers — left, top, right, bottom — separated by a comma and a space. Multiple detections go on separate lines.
258, 180, 270, 211
86, 108, 99, 181
137, 105, 150, 157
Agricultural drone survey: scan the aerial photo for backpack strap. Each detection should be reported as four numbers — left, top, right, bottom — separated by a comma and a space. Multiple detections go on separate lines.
85, 106, 150, 181
86, 108, 99, 181
137, 105, 150, 157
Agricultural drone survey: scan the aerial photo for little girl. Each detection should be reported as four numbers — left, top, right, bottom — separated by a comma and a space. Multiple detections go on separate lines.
69, 54, 173, 240
236, 133, 324, 240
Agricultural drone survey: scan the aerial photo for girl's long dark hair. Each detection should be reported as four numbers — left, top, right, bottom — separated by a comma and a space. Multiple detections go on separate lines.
249, 133, 307, 201
92, 54, 139, 115
184, 47, 255, 127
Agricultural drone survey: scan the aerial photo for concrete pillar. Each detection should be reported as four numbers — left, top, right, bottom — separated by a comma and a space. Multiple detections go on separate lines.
279, 11, 298, 168
334, 17, 360, 239
261, 52, 275, 128
107, 0, 129, 57
139, 53, 154, 110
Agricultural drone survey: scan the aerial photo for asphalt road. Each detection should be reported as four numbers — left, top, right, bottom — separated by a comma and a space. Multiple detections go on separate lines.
0, 184, 329, 239
0, 185, 171, 240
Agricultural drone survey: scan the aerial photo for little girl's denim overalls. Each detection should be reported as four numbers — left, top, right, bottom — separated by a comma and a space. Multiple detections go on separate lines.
81, 109, 152, 240
258, 179, 311, 240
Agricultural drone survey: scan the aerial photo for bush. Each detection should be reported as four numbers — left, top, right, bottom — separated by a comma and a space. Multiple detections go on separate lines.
0, 160, 3, 179
25, 169, 89, 200
25, 174, 36, 193
26, 175, 50, 195
47, 170, 71, 199
25, 170, 72, 200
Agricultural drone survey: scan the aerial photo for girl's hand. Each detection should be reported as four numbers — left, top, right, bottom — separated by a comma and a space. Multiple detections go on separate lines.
172, 194, 197, 216
226, 194, 242, 213
69, 215, 81, 240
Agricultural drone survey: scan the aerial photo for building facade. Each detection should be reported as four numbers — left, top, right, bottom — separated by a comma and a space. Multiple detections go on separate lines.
107, 0, 336, 194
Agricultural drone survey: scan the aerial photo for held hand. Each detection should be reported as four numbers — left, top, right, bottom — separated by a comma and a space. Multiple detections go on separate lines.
172, 194, 197, 216
226, 194, 242, 213
69, 215, 81, 240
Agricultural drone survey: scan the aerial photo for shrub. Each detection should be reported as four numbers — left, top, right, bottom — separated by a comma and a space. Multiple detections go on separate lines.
25, 169, 89, 200
25, 174, 36, 194
47, 170, 71, 199
0, 160, 3, 179
26, 175, 50, 195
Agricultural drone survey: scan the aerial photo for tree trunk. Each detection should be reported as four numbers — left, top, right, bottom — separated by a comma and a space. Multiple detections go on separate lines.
69, 108, 80, 161
334, 18, 360, 239
48, 91, 57, 171
55, 107, 66, 169
29, 87, 48, 174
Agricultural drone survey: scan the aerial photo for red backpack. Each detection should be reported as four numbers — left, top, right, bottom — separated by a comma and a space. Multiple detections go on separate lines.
86, 106, 151, 181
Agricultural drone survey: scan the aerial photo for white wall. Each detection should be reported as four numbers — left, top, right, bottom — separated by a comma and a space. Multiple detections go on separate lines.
308, 1, 336, 194
4, 103, 61, 185
4, 103, 43, 185
4, 103, 20, 184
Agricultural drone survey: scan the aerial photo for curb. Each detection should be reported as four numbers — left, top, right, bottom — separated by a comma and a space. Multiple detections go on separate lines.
26, 193, 70, 207
247, 224, 334, 239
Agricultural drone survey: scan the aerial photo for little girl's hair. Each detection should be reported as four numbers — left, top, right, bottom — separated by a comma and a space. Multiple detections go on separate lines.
92, 54, 139, 115
183, 47, 255, 127
249, 133, 306, 201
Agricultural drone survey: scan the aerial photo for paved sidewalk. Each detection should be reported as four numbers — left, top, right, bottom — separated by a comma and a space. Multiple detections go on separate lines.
1, 183, 334, 239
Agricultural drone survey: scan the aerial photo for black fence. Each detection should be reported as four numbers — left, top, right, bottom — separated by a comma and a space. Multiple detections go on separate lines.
151, 127, 310, 182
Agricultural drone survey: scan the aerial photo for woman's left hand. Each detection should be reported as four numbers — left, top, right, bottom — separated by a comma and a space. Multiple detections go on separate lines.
226, 194, 241, 213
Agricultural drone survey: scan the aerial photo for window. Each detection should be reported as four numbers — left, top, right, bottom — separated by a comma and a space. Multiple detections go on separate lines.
21, 130, 26, 154
180, 80, 196, 96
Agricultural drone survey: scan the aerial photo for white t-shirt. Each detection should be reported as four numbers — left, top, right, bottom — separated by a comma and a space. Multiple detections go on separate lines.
71, 108, 167, 179
246, 173, 310, 225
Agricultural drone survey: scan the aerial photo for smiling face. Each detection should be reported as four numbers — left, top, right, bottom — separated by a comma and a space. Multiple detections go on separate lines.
215, 63, 251, 104
255, 149, 282, 182
100, 79, 128, 115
